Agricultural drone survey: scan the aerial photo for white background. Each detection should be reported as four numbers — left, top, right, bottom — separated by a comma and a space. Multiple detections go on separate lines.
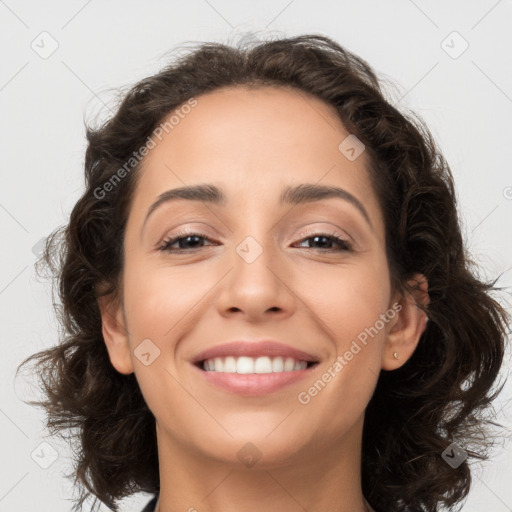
1, 1, 511, 511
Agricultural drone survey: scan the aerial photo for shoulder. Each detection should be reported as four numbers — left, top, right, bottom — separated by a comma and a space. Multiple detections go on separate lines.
141, 494, 158, 512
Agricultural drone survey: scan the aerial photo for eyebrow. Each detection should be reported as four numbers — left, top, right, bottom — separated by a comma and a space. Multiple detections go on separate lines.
142, 182, 373, 231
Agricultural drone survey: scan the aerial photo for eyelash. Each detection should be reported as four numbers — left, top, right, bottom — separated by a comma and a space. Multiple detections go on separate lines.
158, 230, 353, 253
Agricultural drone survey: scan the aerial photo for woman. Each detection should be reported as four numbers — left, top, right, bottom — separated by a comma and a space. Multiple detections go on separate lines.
18, 34, 509, 512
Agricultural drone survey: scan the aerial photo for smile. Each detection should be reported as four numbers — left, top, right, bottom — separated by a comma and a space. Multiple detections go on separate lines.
200, 355, 316, 373
193, 357, 319, 396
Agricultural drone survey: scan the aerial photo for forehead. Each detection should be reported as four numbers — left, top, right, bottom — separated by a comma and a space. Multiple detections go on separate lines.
129, 85, 384, 236
155, 85, 351, 167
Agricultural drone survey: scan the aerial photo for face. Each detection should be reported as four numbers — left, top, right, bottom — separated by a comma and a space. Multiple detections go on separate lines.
103, 85, 409, 468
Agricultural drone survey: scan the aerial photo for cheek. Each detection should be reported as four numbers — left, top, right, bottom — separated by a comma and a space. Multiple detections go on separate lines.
297, 260, 390, 414
120, 257, 209, 402
305, 258, 391, 350
120, 295, 205, 433
122, 259, 207, 342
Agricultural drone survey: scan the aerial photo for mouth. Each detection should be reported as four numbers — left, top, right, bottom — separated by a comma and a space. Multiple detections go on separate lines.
195, 356, 319, 374
192, 355, 320, 396
190, 340, 321, 396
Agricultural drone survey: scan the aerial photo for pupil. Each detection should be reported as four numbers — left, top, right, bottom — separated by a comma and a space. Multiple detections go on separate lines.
314, 235, 329, 248
181, 235, 201, 248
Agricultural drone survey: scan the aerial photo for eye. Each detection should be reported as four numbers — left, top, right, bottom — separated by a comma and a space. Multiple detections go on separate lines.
294, 232, 352, 252
158, 231, 217, 253
158, 230, 353, 254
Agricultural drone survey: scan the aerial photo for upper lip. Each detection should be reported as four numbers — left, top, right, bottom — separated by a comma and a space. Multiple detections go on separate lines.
191, 340, 320, 364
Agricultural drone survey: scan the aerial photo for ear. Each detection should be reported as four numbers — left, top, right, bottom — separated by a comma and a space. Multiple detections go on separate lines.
382, 273, 430, 370
97, 292, 134, 375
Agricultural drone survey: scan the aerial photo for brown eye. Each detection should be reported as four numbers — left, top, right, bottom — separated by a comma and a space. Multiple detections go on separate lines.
159, 231, 216, 253
295, 233, 352, 252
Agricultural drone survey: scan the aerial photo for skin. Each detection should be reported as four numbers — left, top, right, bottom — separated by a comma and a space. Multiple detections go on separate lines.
99, 85, 429, 512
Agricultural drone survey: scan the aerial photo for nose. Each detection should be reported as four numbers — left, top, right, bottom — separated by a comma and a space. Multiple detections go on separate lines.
215, 236, 296, 322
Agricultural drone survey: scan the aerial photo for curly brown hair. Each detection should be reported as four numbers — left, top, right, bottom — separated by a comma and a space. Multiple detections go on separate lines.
17, 33, 510, 512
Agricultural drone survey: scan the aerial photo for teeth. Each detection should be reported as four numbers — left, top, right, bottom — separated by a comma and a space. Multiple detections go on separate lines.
284, 357, 295, 371
224, 356, 237, 372
254, 356, 272, 373
202, 356, 310, 373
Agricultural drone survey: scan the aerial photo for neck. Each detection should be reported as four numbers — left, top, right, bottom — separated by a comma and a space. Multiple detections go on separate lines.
153, 416, 371, 512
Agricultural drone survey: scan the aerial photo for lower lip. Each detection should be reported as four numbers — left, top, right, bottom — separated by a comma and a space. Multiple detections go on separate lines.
192, 363, 318, 396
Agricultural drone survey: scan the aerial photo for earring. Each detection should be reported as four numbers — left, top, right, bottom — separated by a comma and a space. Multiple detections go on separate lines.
393, 352, 399, 360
